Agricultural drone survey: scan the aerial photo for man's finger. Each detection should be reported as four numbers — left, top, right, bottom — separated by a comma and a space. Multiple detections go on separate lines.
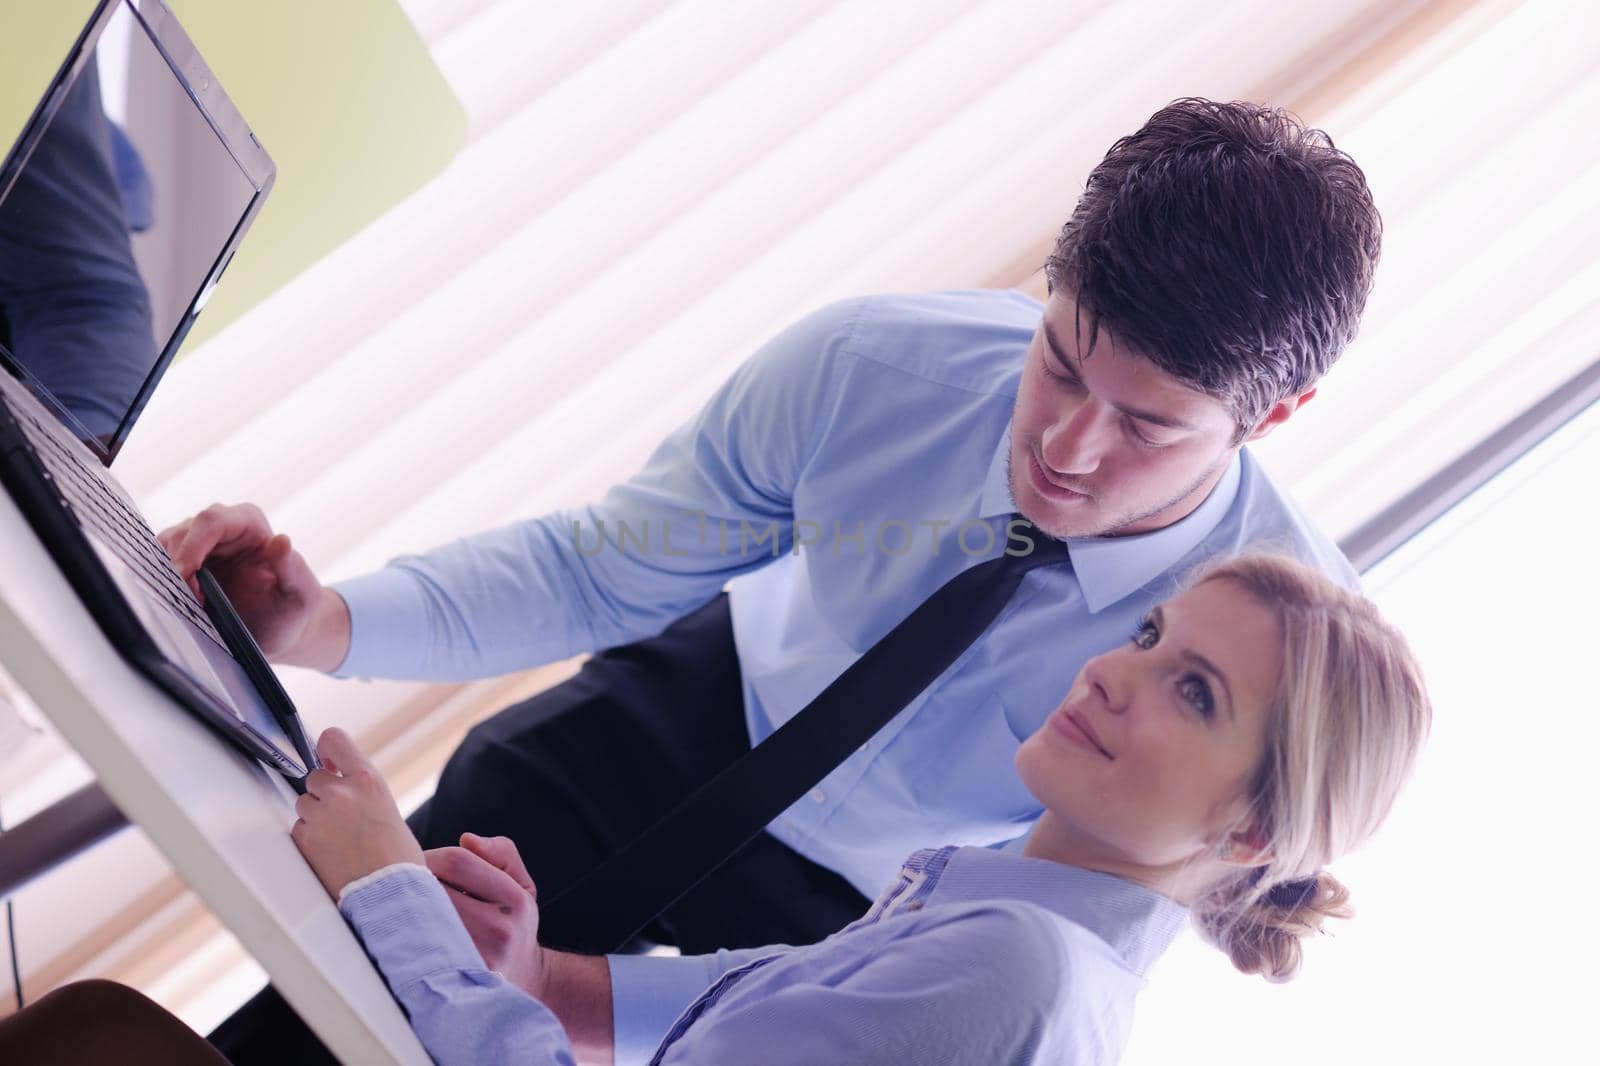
425, 844, 526, 907
265, 534, 317, 601
207, 506, 277, 559
265, 533, 293, 570
170, 525, 219, 579
461, 833, 536, 894
156, 521, 189, 557
424, 849, 492, 903
169, 505, 272, 576
174, 521, 248, 577
435, 888, 511, 963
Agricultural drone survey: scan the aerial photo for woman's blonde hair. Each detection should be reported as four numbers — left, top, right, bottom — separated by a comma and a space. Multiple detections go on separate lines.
1186, 554, 1431, 982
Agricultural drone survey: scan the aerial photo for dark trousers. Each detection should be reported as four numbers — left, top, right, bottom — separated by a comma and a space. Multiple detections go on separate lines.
212, 594, 871, 1064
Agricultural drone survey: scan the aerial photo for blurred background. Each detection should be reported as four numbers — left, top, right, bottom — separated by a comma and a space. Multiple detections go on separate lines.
1, 1, 1596, 1062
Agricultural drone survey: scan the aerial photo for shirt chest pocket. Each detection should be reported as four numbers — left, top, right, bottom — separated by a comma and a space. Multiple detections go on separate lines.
904, 692, 1043, 832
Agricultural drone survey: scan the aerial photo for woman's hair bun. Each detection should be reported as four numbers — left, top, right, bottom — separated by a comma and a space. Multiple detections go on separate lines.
1203, 870, 1354, 983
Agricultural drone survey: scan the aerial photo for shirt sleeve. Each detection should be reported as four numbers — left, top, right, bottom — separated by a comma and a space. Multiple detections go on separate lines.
332, 298, 865, 681
336, 860, 426, 905
339, 864, 578, 1066
607, 944, 796, 1066
656, 904, 1071, 1066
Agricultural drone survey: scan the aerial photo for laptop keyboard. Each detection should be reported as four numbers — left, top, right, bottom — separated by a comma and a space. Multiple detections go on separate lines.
13, 405, 228, 651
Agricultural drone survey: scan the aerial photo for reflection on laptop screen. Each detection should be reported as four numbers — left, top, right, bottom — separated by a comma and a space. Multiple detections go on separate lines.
0, 0, 257, 457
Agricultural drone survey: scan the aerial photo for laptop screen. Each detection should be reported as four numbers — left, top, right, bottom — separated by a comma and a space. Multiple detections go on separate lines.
0, 0, 265, 463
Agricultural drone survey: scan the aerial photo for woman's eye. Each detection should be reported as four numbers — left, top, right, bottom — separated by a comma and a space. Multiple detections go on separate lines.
1178, 675, 1215, 718
1130, 619, 1159, 649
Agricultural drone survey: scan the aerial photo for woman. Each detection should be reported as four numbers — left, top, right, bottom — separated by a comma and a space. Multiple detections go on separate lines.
0, 554, 1430, 1064
290, 552, 1430, 1065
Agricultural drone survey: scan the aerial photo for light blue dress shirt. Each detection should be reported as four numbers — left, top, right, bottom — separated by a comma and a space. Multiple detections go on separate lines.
332, 290, 1354, 1061
342, 845, 1190, 1065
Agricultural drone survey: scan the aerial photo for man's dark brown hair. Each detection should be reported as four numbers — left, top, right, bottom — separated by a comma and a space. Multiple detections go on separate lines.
1044, 97, 1382, 440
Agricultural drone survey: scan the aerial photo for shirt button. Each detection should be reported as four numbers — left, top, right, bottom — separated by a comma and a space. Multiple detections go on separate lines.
905, 901, 923, 911
809, 788, 827, 804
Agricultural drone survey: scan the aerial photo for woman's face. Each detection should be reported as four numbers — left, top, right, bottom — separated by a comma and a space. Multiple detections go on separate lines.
1016, 578, 1284, 870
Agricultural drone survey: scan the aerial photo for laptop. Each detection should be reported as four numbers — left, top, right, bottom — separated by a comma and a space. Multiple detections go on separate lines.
0, 0, 316, 787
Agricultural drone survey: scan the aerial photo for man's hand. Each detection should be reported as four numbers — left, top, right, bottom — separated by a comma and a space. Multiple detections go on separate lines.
428, 837, 615, 1064
290, 728, 425, 899
157, 502, 348, 669
425, 834, 548, 998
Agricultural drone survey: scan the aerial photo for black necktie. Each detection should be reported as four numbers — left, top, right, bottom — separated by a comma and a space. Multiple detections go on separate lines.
539, 517, 1072, 949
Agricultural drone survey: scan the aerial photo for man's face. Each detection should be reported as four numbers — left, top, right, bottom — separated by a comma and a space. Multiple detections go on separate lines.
1009, 291, 1246, 539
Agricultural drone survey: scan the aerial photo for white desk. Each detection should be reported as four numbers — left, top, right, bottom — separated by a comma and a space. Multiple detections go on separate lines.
0, 492, 428, 1064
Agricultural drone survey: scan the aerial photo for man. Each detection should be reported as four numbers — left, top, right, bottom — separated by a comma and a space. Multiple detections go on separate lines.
171, 98, 1380, 1063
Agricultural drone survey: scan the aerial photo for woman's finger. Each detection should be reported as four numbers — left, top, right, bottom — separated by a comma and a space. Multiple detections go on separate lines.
315, 727, 373, 780
303, 768, 341, 799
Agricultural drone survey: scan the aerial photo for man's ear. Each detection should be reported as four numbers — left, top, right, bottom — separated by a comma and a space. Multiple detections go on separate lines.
1243, 386, 1317, 444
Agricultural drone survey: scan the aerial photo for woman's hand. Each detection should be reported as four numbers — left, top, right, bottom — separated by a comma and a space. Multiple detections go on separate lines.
290, 728, 425, 899
424, 834, 549, 999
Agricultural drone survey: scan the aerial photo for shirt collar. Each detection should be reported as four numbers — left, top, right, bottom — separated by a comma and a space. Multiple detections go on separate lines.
978, 420, 1242, 614
914, 845, 1189, 978
978, 421, 1017, 521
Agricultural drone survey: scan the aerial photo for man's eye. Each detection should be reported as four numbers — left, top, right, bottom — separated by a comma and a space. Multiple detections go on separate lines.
1178, 676, 1215, 718
1126, 421, 1174, 449
1042, 361, 1082, 389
